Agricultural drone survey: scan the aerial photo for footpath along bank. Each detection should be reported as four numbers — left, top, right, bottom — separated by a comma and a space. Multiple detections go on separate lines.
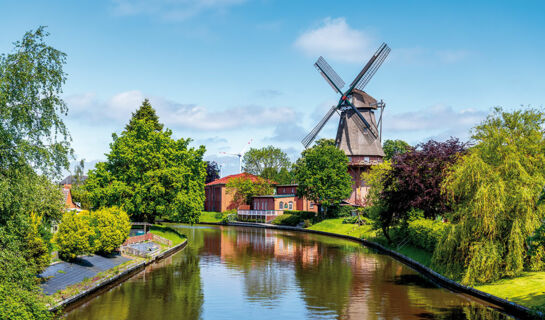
41, 225, 187, 312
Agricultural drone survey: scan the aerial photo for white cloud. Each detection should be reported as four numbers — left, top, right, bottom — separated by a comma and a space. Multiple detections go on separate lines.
66, 90, 297, 131
294, 17, 375, 63
266, 122, 308, 142
384, 104, 487, 140
111, 0, 246, 21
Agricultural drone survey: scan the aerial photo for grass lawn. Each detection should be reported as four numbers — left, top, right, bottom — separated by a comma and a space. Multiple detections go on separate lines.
475, 272, 545, 309
308, 218, 377, 239
199, 211, 225, 223
150, 225, 186, 245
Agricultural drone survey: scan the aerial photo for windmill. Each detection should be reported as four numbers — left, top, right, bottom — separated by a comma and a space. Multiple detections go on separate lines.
220, 139, 253, 174
302, 43, 391, 205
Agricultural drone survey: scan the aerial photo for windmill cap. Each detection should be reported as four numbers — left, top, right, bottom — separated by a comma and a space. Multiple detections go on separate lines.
351, 89, 378, 110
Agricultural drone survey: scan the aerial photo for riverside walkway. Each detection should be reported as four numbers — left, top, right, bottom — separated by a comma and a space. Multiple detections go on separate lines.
39, 254, 131, 295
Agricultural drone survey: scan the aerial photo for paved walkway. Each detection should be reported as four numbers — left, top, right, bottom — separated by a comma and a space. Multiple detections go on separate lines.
39, 254, 131, 295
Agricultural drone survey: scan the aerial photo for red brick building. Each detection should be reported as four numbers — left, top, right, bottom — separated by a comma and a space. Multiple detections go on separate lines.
204, 173, 264, 212
251, 184, 317, 212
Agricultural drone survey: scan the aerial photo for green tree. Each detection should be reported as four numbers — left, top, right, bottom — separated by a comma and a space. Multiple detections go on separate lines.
382, 139, 411, 160
294, 139, 352, 214
85, 100, 206, 223
242, 146, 292, 184
0, 26, 71, 176
0, 27, 70, 320
92, 207, 131, 254
226, 176, 274, 208
54, 210, 96, 261
433, 108, 545, 284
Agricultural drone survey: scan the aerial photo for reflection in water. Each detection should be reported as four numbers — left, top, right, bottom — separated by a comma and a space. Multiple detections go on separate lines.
64, 225, 515, 320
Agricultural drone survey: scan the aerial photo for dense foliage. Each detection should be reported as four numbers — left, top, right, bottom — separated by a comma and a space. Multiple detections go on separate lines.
0, 27, 70, 319
225, 176, 274, 208
85, 100, 206, 223
54, 211, 96, 260
92, 207, 131, 254
243, 146, 293, 184
205, 161, 220, 183
433, 108, 545, 284
294, 139, 352, 214
407, 218, 449, 252
55, 207, 131, 259
382, 139, 411, 160
271, 210, 316, 226
363, 139, 465, 240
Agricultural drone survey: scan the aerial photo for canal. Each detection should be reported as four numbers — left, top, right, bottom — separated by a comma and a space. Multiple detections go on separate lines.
64, 225, 514, 319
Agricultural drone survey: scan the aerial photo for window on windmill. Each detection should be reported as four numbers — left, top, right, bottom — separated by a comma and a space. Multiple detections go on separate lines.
364, 157, 370, 163
348, 156, 352, 162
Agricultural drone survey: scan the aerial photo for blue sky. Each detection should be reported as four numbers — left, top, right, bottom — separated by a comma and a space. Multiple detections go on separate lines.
1, 0, 544, 176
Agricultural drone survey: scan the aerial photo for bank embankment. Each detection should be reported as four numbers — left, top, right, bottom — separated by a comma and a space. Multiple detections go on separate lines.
47, 228, 187, 312
199, 220, 542, 319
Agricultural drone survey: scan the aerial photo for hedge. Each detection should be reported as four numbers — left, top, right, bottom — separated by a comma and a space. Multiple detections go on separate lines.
407, 218, 449, 252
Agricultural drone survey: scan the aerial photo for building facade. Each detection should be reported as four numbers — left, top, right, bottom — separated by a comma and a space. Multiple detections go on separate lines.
204, 173, 264, 212
251, 184, 317, 212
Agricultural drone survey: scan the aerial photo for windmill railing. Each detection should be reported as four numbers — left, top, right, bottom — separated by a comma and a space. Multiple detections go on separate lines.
237, 210, 284, 223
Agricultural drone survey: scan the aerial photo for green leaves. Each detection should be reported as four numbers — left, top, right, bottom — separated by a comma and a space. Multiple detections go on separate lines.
85, 100, 206, 223
434, 107, 545, 284
0, 26, 71, 177
242, 146, 293, 184
294, 140, 352, 211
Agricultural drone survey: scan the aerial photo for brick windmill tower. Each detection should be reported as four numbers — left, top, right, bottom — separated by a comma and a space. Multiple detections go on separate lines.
302, 43, 390, 206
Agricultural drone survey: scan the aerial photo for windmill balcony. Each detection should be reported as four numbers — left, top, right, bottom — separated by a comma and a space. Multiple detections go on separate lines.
347, 156, 383, 166
237, 210, 284, 223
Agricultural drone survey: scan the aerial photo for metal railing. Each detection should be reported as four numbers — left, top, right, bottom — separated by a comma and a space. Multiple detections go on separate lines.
237, 210, 284, 222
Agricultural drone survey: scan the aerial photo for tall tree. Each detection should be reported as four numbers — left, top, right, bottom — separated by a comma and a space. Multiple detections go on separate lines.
382, 139, 412, 160
0, 27, 70, 320
0, 26, 71, 176
125, 99, 163, 132
242, 146, 292, 183
85, 100, 206, 223
433, 108, 545, 285
294, 139, 352, 214
205, 161, 220, 183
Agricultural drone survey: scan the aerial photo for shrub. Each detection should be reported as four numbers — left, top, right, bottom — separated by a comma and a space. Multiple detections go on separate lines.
406, 218, 449, 252
271, 214, 301, 226
92, 207, 131, 254
54, 210, 95, 261
528, 223, 545, 271
326, 205, 353, 218
284, 210, 316, 220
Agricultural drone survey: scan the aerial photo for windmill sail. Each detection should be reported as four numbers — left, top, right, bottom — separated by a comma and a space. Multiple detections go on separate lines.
314, 56, 345, 94
348, 43, 390, 92
302, 105, 337, 148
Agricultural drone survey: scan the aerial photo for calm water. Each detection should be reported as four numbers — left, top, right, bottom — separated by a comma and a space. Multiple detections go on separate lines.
63, 225, 514, 320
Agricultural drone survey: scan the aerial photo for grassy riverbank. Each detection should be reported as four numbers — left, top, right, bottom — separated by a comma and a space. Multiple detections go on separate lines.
307, 217, 544, 311
150, 225, 186, 245
199, 211, 226, 223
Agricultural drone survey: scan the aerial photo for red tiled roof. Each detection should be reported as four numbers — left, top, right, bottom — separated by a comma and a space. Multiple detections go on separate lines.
206, 173, 275, 186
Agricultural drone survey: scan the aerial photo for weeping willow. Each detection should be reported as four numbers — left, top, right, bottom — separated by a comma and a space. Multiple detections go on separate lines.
432, 108, 545, 285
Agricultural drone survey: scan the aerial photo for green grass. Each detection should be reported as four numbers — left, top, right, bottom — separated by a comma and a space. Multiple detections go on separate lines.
199, 211, 225, 223
308, 218, 377, 239
150, 225, 186, 245
475, 272, 545, 309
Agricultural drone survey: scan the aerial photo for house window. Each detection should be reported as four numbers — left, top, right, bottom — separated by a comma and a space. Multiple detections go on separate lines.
291, 187, 294, 194
310, 202, 314, 209
289, 201, 293, 210
279, 201, 283, 209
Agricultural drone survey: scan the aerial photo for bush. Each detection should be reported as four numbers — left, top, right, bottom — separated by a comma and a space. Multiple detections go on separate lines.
0, 284, 52, 320
92, 207, 131, 254
326, 205, 353, 218
54, 211, 95, 261
271, 214, 301, 226
406, 218, 449, 252
271, 211, 317, 226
